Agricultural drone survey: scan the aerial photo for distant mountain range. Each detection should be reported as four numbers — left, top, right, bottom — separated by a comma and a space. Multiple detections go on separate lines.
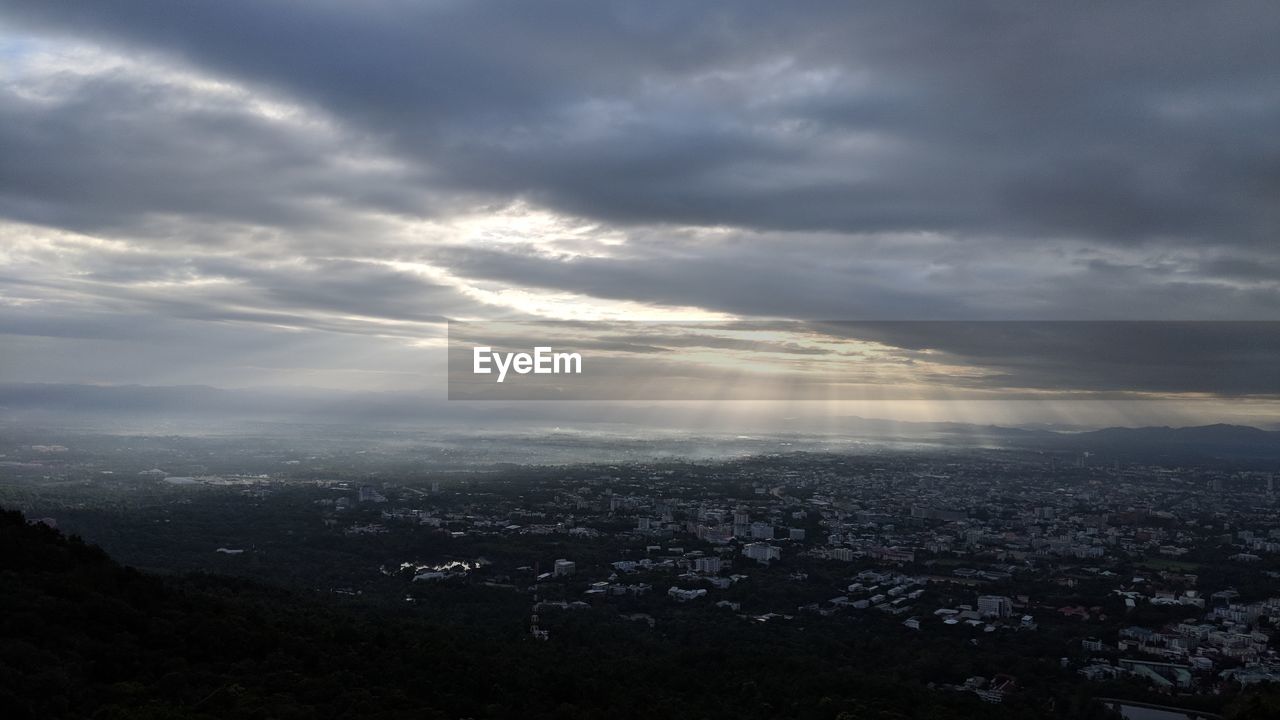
1051, 423, 1280, 458
829, 415, 1280, 461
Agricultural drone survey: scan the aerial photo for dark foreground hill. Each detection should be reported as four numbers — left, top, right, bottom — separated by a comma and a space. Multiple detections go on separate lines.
2, 508, 1277, 720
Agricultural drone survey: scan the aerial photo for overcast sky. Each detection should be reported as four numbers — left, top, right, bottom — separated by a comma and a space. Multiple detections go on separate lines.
0, 2, 1277, 422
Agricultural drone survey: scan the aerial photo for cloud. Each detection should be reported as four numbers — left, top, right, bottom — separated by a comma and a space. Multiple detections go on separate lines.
806, 321, 1280, 397
0, 2, 1278, 411
4, 1, 1278, 243
430, 236, 1280, 321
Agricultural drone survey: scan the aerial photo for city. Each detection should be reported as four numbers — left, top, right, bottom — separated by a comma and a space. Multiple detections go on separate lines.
4, 427, 1279, 718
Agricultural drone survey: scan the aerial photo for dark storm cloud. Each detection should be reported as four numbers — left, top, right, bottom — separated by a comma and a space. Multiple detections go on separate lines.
430, 240, 1280, 321
0, 66, 431, 237
431, 242, 954, 319
806, 322, 1280, 397
2, 0, 1278, 243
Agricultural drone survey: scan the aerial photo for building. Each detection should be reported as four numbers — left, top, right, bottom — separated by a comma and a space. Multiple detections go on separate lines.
698, 525, 733, 544
871, 546, 916, 563
977, 595, 1014, 618
750, 521, 775, 540
694, 556, 722, 574
743, 542, 781, 565
553, 559, 576, 577
668, 586, 707, 602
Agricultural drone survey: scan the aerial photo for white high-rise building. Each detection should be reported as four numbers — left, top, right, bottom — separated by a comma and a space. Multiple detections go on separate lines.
743, 542, 781, 565
553, 559, 576, 577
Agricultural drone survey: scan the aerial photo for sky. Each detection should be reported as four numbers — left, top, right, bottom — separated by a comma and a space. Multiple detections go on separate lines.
0, 2, 1277, 427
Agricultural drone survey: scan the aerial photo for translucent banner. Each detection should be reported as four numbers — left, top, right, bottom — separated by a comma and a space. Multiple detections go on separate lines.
447, 320, 1280, 401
